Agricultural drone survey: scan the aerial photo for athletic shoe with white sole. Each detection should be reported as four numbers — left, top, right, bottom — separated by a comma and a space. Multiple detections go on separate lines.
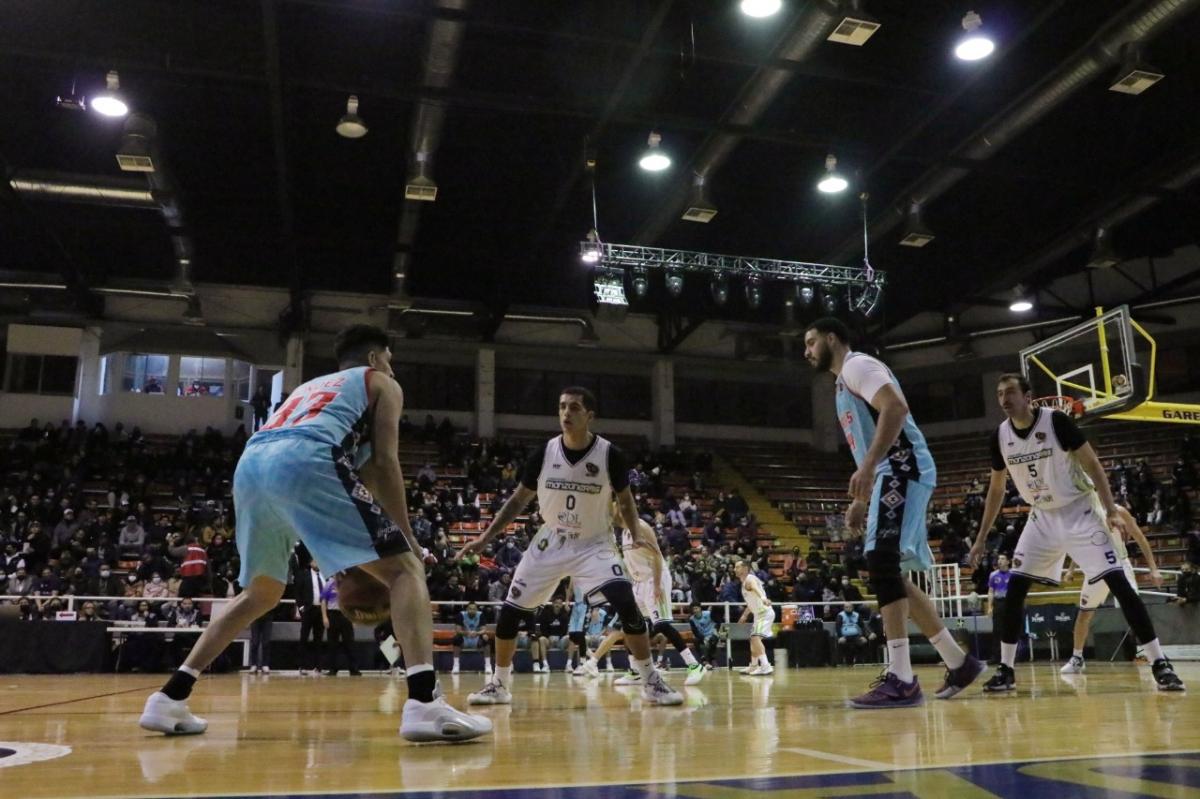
615, 670, 643, 686
139, 692, 208, 735
641, 672, 684, 706
755, 664, 774, 675
1060, 655, 1085, 675
400, 695, 493, 743
684, 663, 705, 686
1152, 658, 1185, 692
467, 679, 512, 705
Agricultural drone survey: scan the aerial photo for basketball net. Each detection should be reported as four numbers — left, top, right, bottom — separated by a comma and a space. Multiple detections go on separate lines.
1032, 395, 1083, 418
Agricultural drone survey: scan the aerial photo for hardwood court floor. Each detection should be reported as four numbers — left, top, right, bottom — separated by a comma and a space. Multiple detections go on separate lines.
0, 663, 1197, 799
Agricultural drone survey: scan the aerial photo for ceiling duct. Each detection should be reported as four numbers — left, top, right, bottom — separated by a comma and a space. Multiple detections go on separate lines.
115, 113, 157, 172
633, 0, 844, 245
826, 0, 1200, 266
8, 170, 155, 208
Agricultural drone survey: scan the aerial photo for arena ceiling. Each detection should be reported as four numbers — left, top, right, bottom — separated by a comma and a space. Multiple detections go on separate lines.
2, 0, 1200, 342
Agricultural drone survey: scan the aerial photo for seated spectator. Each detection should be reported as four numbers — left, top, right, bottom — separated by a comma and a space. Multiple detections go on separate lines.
687, 603, 720, 667
1175, 562, 1200, 606
117, 515, 146, 557
78, 600, 103, 622
836, 602, 867, 665
143, 572, 169, 599
6, 565, 33, 597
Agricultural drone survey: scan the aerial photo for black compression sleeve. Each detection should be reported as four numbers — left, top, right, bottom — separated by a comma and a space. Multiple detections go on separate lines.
990, 429, 1005, 471
1051, 411, 1087, 452
607, 445, 630, 492
520, 445, 545, 490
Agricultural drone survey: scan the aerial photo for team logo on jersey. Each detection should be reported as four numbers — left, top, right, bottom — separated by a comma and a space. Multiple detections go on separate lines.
1035, 432, 1046, 441
1012, 557, 1023, 569
1090, 531, 1110, 546
0, 742, 71, 769
585, 462, 599, 476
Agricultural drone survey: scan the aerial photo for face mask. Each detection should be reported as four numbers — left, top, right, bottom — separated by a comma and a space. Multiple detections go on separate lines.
152, 576, 162, 583
100, 571, 111, 578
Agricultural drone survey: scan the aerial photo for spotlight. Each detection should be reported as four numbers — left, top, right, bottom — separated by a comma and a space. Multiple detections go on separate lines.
1109, 43, 1164, 95
1009, 286, 1033, 313
898, 200, 935, 247
91, 70, 128, 118
681, 173, 717, 223
581, 228, 602, 264
740, 0, 782, 18
665, 271, 684, 298
1086, 227, 1120, 269
638, 131, 671, 172
336, 95, 368, 138
822, 290, 839, 313
710, 275, 729, 306
954, 11, 994, 61
745, 276, 763, 309
817, 154, 848, 194
631, 267, 649, 299
798, 284, 815, 307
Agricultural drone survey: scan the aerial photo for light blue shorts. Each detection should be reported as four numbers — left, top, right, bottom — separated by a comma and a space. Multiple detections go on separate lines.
234, 436, 409, 585
866, 473, 936, 573
567, 602, 588, 633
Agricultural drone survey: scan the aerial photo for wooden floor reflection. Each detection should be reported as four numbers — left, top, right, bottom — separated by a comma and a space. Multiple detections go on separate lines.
0, 662, 1196, 799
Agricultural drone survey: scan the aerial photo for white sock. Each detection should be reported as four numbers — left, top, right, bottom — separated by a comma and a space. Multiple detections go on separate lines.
179, 665, 201, 679
453, 658, 460, 668
886, 639, 913, 683
632, 656, 654, 680
1143, 639, 1165, 662
1001, 642, 1018, 668
928, 628, 965, 670
494, 665, 512, 686
681, 649, 698, 667
484, 658, 492, 671
1072, 648, 1084, 659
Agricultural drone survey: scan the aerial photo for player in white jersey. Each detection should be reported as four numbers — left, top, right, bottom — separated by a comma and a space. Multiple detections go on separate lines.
138, 325, 491, 742
457, 387, 682, 706
1060, 504, 1161, 674
581, 515, 705, 686
735, 560, 775, 675
968, 373, 1183, 692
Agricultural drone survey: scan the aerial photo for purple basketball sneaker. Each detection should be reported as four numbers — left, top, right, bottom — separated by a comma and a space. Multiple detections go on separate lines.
849, 672, 924, 709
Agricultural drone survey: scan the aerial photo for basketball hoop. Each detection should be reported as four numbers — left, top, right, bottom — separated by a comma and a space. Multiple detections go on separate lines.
1032, 395, 1084, 418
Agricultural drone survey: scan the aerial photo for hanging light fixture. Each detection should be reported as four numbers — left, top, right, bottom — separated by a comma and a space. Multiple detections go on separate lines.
740, 0, 782, 18
681, 173, 717, 222
798, 284, 815, 307
710, 274, 729, 306
745, 276, 763, 309
954, 11, 995, 61
631, 266, 649, 299
898, 200, 935, 247
822, 289, 839, 313
817, 154, 848, 193
581, 228, 602, 264
665, 271, 684, 297
336, 95, 368, 138
1086, 227, 1120, 269
638, 131, 671, 172
91, 70, 128, 118
1009, 285, 1033, 313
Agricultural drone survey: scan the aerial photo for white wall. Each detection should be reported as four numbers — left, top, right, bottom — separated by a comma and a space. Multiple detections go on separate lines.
88, 393, 244, 436
0, 394, 75, 429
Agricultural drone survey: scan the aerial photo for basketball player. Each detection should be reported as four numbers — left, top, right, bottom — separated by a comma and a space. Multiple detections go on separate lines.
735, 560, 775, 675
565, 582, 594, 674
457, 387, 683, 705
804, 318, 985, 707
138, 325, 491, 741
1061, 504, 1160, 674
967, 373, 1183, 692
578, 514, 705, 686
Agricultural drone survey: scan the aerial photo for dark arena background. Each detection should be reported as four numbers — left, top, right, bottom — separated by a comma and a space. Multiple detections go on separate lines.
2, 2, 1200, 798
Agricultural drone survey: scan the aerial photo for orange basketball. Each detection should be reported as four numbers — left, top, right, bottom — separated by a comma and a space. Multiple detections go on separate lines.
335, 567, 391, 624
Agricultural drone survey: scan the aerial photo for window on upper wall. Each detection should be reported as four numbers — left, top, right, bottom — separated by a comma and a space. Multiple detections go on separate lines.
178, 356, 226, 397
233, 360, 252, 402
4, 354, 78, 396
121, 353, 170, 394
495, 369, 653, 420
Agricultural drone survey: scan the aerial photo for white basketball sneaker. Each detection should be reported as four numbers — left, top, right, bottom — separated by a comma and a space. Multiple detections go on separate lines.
615, 670, 643, 686
581, 658, 600, 678
741, 665, 761, 675
684, 663, 706, 686
401, 695, 493, 743
467, 679, 512, 705
641, 671, 684, 706
139, 692, 208, 735
756, 663, 775, 676
1060, 655, 1086, 674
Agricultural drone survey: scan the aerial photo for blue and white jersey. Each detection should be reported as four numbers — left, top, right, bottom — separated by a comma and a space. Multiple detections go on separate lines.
459, 610, 484, 634
568, 584, 589, 632
586, 608, 609, 637
835, 352, 936, 486
252, 366, 378, 461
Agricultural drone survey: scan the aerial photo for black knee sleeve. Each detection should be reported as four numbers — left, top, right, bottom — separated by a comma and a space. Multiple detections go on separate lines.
1000, 574, 1032, 644
599, 581, 647, 635
1104, 570, 1157, 644
867, 550, 906, 608
653, 620, 687, 650
495, 604, 532, 640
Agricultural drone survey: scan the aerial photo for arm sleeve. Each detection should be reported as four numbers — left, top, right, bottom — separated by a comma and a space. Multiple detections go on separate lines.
520, 446, 545, 491
1051, 411, 1088, 452
840, 356, 894, 405
607, 445, 630, 492
990, 429, 1005, 471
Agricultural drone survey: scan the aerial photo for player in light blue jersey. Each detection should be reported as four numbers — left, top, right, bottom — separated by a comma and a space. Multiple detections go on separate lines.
140, 325, 490, 744
805, 317, 984, 709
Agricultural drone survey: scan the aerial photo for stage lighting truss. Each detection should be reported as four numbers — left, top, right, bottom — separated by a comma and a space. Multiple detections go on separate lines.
582, 241, 885, 315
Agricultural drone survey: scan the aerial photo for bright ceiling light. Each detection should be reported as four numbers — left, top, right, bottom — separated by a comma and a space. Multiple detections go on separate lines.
638, 131, 671, 172
336, 95, 368, 138
740, 0, 782, 18
581, 228, 602, 264
91, 70, 128, 118
1009, 299, 1033, 313
817, 154, 848, 193
955, 11, 995, 61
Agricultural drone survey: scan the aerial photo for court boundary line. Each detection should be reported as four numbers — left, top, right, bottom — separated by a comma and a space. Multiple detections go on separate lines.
779, 747, 892, 770
96, 746, 1200, 799
0, 683, 161, 717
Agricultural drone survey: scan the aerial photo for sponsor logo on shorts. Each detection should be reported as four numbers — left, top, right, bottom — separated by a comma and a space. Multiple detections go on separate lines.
544, 478, 602, 494
585, 462, 600, 476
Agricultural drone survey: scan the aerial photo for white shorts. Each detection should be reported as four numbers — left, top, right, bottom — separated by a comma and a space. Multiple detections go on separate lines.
751, 607, 776, 639
1011, 495, 1124, 587
633, 571, 674, 624
1078, 558, 1138, 610
506, 527, 629, 611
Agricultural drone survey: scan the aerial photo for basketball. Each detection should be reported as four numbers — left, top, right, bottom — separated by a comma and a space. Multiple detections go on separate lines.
335, 567, 391, 624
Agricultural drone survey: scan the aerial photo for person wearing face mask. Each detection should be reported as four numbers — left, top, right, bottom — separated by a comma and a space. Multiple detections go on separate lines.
90, 566, 123, 598
496, 537, 523, 572
144, 572, 169, 599
1174, 561, 1200, 606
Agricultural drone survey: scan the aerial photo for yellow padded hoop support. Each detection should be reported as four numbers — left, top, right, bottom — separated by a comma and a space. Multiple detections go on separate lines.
1094, 306, 1114, 399
1129, 318, 1157, 402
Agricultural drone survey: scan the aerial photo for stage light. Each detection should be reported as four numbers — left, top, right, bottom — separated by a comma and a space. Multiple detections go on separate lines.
954, 11, 994, 61
91, 71, 128, 118
817, 154, 848, 194
638, 131, 671, 172
665, 271, 684, 297
336, 95, 368, 138
740, 0, 782, 18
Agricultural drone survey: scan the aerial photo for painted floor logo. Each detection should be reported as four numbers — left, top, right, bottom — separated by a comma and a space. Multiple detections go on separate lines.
0, 741, 72, 768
